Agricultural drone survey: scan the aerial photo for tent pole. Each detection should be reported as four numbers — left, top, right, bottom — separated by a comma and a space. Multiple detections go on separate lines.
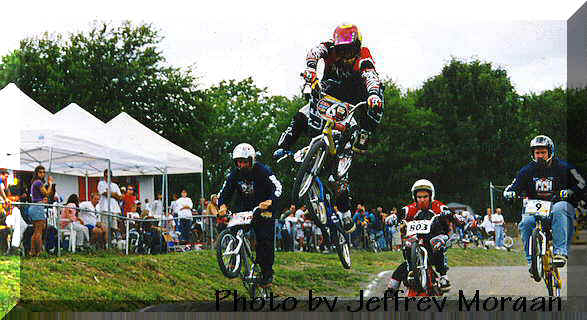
490, 182, 494, 215
200, 170, 204, 204
165, 170, 169, 215
48, 147, 53, 173
107, 159, 111, 250
85, 174, 89, 201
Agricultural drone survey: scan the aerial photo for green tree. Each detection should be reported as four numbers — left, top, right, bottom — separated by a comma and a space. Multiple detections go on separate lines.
415, 58, 526, 209
200, 78, 301, 206
0, 21, 210, 159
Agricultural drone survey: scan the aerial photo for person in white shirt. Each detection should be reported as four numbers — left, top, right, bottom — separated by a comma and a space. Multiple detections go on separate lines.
492, 207, 506, 249
151, 193, 164, 219
144, 198, 152, 216
284, 211, 301, 251
97, 169, 123, 236
480, 208, 495, 246
79, 192, 106, 246
161, 208, 176, 233
5, 204, 27, 255
176, 189, 193, 242
385, 208, 400, 250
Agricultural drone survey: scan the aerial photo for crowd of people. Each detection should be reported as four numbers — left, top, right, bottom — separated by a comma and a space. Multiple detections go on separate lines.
272, 202, 513, 253
273, 203, 403, 252
0, 161, 514, 257
0, 166, 233, 256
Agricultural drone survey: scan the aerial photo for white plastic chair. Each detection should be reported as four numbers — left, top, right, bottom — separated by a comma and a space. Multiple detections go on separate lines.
59, 218, 76, 253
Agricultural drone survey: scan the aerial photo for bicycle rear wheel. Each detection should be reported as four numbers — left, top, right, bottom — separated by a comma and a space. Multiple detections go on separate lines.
335, 231, 352, 269
248, 264, 271, 300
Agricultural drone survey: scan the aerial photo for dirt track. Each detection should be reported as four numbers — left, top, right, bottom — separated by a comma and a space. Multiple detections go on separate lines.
365, 245, 587, 299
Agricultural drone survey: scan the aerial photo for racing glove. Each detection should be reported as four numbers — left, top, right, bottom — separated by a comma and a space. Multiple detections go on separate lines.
367, 94, 382, 109
302, 68, 317, 85
559, 189, 574, 201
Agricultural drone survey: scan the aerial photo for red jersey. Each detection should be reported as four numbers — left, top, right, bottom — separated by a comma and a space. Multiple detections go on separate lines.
401, 200, 449, 222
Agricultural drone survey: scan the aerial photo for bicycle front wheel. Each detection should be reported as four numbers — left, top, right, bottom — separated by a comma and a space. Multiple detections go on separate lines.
292, 139, 328, 203
410, 243, 427, 291
216, 228, 241, 278
530, 229, 544, 281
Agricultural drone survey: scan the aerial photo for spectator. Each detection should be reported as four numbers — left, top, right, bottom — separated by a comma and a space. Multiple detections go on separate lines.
176, 189, 193, 243
294, 205, 306, 250
136, 201, 144, 217
170, 193, 180, 223
28, 165, 54, 256
352, 204, 367, 248
284, 210, 300, 251
295, 205, 306, 220
492, 207, 506, 250
4, 194, 27, 255
123, 185, 137, 215
481, 208, 495, 246
368, 207, 386, 250
0, 169, 10, 204
208, 194, 226, 233
391, 208, 402, 250
275, 217, 285, 251
385, 207, 399, 251
144, 198, 152, 216
78, 192, 105, 247
152, 193, 164, 219
97, 169, 123, 238
281, 204, 296, 220
60, 194, 90, 248
161, 207, 176, 233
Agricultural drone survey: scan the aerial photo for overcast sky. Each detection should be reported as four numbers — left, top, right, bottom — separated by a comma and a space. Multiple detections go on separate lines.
1, 1, 584, 97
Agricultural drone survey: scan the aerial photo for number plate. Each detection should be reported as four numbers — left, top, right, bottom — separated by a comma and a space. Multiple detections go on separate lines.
227, 211, 254, 228
405, 219, 433, 236
524, 199, 552, 217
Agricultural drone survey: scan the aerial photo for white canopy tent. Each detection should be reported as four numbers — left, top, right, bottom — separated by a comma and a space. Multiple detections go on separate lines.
1, 83, 170, 251
107, 112, 204, 208
107, 112, 203, 174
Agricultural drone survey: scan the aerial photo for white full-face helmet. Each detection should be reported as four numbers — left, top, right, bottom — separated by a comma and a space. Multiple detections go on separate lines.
411, 179, 435, 202
232, 143, 256, 172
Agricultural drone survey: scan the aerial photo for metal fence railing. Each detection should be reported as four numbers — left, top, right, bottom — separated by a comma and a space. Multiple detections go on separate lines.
3, 202, 225, 256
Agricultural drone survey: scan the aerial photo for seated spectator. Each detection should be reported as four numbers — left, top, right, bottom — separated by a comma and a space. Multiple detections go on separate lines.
60, 194, 90, 248
78, 192, 106, 247
144, 198, 152, 216
4, 196, 27, 255
161, 208, 176, 233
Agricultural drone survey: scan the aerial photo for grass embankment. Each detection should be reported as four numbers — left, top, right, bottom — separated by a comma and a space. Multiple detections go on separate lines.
0, 256, 19, 318
17, 248, 525, 311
